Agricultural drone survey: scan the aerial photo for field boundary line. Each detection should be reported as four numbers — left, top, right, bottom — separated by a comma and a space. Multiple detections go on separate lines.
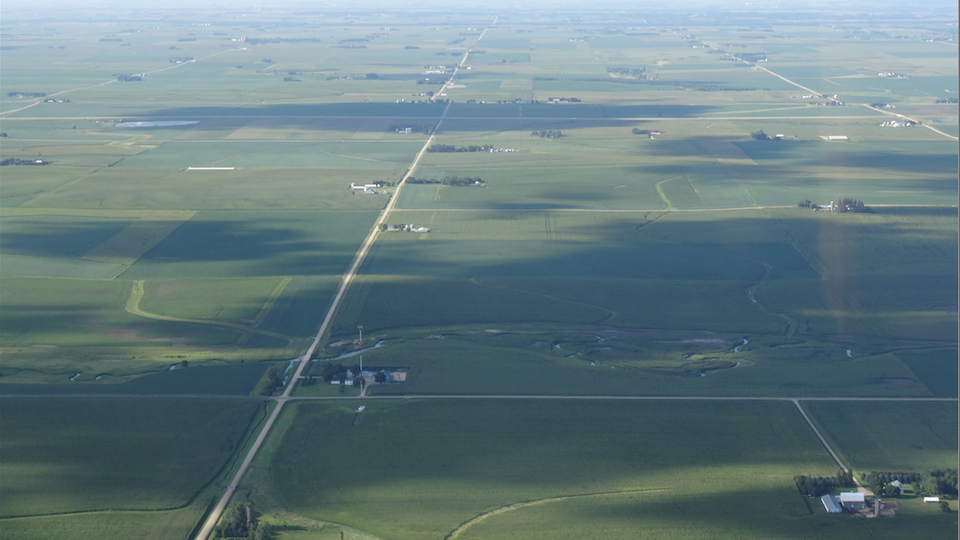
123, 281, 295, 342
445, 488, 666, 540
792, 399, 847, 471
193, 100, 456, 540
252, 277, 292, 326
82, 213, 196, 268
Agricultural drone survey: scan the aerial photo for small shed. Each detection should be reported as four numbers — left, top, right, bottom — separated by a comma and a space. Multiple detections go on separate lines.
840, 492, 866, 509
821, 494, 842, 513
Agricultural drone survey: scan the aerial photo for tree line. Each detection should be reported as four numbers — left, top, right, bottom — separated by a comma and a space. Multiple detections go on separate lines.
256, 366, 285, 396
427, 144, 494, 153
531, 130, 563, 139
407, 175, 483, 186
794, 469, 855, 497
863, 469, 958, 498
798, 198, 871, 213
213, 503, 273, 539
0, 158, 48, 166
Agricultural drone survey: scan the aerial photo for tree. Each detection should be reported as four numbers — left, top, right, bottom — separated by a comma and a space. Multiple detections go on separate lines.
375, 371, 387, 383
751, 130, 770, 140
251, 521, 274, 540
941, 500, 951, 513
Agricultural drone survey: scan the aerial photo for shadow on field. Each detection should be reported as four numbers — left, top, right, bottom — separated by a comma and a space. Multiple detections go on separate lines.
270, 401, 953, 539
117, 102, 725, 127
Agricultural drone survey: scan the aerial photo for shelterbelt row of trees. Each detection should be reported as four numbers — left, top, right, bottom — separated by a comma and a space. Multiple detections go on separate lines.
794, 469, 856, 497
798, 197, 871, 212
427, 144, 493, 152
406, 175, 484, 186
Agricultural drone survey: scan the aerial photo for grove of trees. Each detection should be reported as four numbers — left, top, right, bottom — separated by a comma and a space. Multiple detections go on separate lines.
213, 503, 273, 539
427, 144, 494, 153
794, 469, 855, 497
531, 130, 563, 139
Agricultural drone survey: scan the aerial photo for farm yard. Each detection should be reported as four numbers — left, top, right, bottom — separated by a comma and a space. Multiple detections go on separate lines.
0, 3, 956, 540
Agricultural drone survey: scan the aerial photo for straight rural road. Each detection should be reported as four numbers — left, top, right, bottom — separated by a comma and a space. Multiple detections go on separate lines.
193, 72, 461, 540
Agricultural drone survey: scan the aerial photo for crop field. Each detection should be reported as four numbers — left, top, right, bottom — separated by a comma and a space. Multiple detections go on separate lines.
896, 348, 960, 398
0, 4, 956, 540
249, 399, 956, 540
804, 401, 959, 473
0, 398, 261, 536
113, 141, 424, 169
121, 210, 378, 279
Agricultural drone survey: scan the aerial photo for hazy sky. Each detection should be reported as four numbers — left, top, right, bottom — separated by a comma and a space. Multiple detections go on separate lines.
1, 0, 957, 12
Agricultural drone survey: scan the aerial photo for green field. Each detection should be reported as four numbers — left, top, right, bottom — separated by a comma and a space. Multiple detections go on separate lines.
0, 398, 261, 536
804, 401, 959, 473
0, 4, 956, 540
248, 399, 957, 540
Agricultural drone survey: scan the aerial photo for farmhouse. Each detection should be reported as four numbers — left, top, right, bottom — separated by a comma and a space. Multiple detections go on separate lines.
821, 494, 842, 513
840, 492, 866, 509
350, 182, 383, 194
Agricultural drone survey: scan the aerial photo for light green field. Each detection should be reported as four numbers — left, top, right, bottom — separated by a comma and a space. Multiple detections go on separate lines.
17, 167, 399, 210
113, 141, 424, 169
0, 505, 211, 540
139, 277, 290, 324
1, 7, 957, 539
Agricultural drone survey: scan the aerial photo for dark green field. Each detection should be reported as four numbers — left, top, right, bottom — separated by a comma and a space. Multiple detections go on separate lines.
253, 399, 956, 540
0, 398, 262, 537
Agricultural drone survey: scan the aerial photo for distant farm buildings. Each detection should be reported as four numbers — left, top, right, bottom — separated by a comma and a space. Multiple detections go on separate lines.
821, 494, 842, 513
880, 120, 914, 127
840, 492, 866, 509
820, 135, 848, 140
350, 182, 383, 194
330, 369, 406, 385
